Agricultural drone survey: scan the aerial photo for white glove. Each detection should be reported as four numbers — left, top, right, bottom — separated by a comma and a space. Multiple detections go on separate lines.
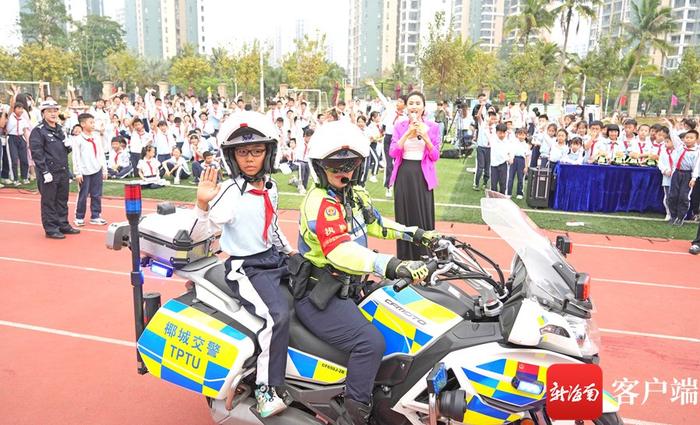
43, 172, 53, 183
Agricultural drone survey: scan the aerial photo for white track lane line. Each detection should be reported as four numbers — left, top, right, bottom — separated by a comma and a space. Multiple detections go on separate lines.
0, 256, 183, 282
0, 319, 135, 347
0, 219, 697, 291
0, 319, 683, 425
0, 255, 697, 344
0, 199, 690, 256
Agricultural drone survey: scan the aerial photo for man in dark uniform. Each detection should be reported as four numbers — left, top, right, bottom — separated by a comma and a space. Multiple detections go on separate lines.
29, 100, 80, 239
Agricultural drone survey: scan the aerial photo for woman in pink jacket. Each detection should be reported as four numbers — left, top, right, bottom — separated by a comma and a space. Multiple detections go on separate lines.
389, 91, 440, 260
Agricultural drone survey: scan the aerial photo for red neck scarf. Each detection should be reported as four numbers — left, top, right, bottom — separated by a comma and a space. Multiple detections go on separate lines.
249, 188, 274, 242
85, 136, 97, 157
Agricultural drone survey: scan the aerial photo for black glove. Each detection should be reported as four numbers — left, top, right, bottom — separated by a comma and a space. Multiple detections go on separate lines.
386, 258, 429, 283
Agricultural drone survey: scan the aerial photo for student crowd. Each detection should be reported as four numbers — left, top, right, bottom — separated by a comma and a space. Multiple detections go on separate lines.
1, 84, 699, 229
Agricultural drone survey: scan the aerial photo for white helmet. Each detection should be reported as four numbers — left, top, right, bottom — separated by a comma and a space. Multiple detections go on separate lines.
217, 111, 278, 181
308, 120, 370, 188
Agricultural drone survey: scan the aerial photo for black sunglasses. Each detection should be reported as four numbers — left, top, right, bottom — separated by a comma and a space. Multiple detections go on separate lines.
320, 157, 362, 173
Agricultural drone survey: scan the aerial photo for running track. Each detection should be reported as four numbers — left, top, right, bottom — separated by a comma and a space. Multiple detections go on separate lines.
0, 190, 698, 424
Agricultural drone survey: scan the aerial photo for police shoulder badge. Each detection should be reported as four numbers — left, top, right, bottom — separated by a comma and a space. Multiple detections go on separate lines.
324, 205, 340, 220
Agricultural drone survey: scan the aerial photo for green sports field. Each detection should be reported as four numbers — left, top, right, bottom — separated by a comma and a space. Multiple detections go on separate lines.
73, 153, 696, 241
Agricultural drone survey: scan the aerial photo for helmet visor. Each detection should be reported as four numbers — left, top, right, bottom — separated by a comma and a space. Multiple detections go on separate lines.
320, 157, 363, 173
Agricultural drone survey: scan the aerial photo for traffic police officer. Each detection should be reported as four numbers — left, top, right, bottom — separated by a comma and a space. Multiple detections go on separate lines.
293, 121, 437, 425
29, 100, 80, 239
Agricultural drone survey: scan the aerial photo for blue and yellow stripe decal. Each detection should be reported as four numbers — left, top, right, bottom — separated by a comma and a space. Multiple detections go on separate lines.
286, 348, 347, 384
137, 299, 249, 398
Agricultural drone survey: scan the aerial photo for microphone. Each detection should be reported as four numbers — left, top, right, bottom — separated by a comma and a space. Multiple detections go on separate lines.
340, 176, 350, 184
411, 112, 422, 140
265, 180, 273, 189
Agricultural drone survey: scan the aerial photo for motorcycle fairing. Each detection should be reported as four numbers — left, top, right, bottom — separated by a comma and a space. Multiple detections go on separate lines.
359, 285, 463, 356
137, 299, 255, 399
393, 343, 620, 425
286, 347, 348, 384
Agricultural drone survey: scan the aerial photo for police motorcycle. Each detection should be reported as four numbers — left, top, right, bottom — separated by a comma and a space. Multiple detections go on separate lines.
107, 190, 622, 425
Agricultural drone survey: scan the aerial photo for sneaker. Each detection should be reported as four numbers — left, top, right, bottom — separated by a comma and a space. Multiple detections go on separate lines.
1, 178, 10, 185
22, 179, 30, 184
74, 218, 85, 227
174, 177, 180, 185
297, 184, 306, 195
516, 195, 524, 200
385, 188, 392, 198
255, 385, 287, 418
12, 180, 20, 187
369, 175, 378, 183
191, 180, 199, 185
0, 183, 4, 188
472, 184, 479, 191
664, 214, 672, 221
89, 217, 108, 225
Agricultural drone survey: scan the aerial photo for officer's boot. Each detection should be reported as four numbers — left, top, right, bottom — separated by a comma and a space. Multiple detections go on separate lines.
335, 398, 372, 425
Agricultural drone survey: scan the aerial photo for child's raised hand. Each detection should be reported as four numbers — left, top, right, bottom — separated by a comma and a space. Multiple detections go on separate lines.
196, 167, 220, 211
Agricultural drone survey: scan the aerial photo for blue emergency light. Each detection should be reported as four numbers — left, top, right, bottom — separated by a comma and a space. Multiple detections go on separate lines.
150, 260, 174, 278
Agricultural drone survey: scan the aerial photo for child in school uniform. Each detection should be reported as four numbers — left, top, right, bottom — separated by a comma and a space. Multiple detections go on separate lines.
658, 129, 676, 221
666, 129, 699, 226
108, 136, 133, 179
490, 123, 513, 194
190, 111, 293, 418
529, 114, 549, 167
507, 127, 530, 199
598, 124, 625, 164
560, 137, 585, 165
585, 121, 605, 163
153, 120, 172, 163
162, 146, 191, 184
192, 151, 219, 184
539, 123, 557, 167
137, 145, 167, 189
547, 129, 569, 170
621, 119, 639, 155
72, 113, 108, 226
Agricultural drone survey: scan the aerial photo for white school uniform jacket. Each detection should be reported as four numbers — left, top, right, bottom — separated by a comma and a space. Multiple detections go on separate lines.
510, 140, 530, 158
586, 136, 606, 159
153, 131, 172, 156
548, 143, 569, 163
191, 176, 293, 257
490, 136, 513, 167
109, 149, 131, 169
72, 133, 107, 176
658, 147, 676, 186
164, 156, 191, 174
620, 135, 638, 155
560, 148, 585, 165
129, 131, 152, 154
137, 157, 161, 179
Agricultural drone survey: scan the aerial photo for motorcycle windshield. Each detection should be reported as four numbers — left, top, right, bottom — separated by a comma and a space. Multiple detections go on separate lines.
480, 192, 576, 304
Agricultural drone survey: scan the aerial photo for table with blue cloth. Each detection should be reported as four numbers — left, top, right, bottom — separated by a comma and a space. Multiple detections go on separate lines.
552, 164, 665, 213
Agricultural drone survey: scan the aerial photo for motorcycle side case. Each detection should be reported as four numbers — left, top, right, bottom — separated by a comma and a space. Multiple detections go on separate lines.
137, 292, 255, 399
138, 204, 218, 269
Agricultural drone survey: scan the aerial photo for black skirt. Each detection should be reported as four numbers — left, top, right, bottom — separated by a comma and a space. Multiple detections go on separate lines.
394, 159, 435, 260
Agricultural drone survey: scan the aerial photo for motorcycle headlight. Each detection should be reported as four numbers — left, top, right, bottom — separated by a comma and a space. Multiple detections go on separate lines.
565, 314, 600, 357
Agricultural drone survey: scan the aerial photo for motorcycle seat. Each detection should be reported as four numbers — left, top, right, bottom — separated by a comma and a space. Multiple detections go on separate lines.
203, 263, 350, 368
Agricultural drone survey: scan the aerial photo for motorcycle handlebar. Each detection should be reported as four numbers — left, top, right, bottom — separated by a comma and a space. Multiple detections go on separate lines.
392, 259, 439, 292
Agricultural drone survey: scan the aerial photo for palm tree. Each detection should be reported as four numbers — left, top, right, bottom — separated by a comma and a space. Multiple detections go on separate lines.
553, 0, 602, 89
614, 0, 677, 109
504, 0, 556, 48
